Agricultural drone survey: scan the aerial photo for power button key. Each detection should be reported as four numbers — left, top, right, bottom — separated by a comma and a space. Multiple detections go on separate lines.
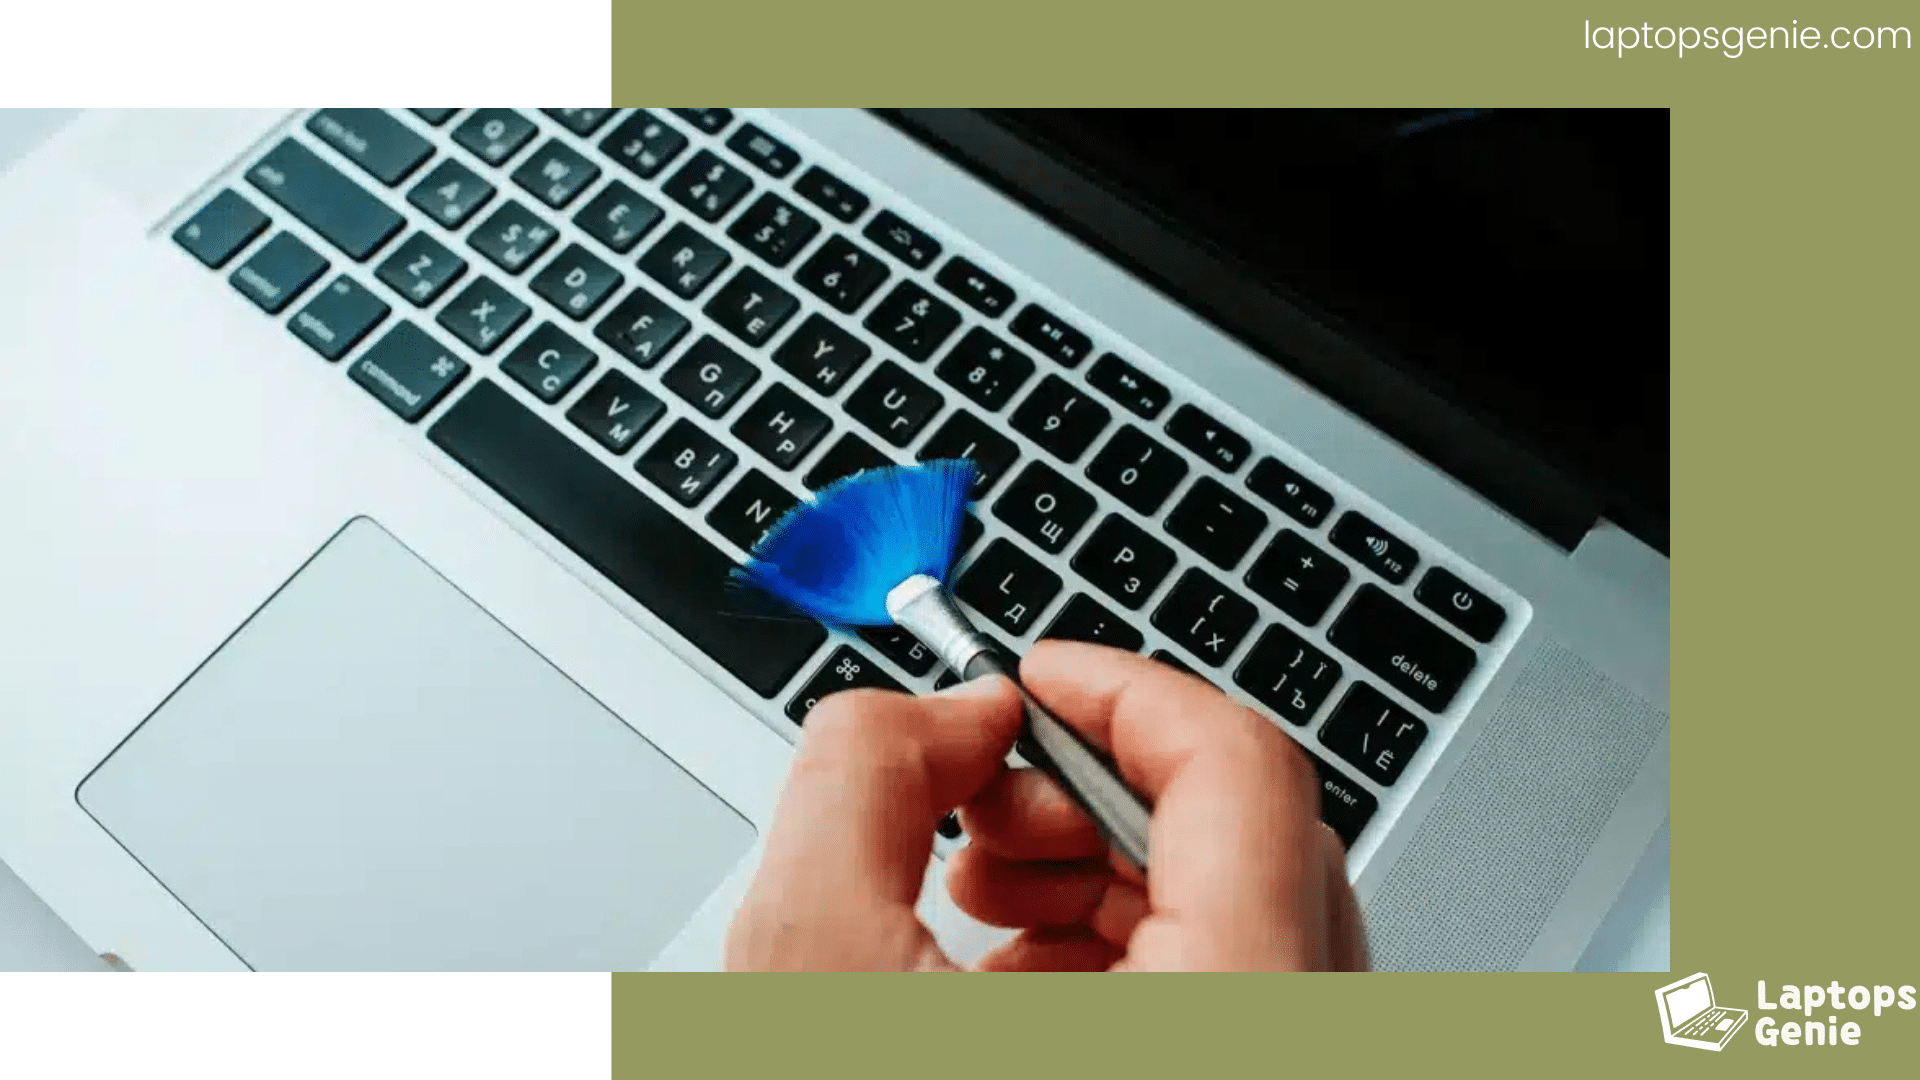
1414, 566, 1506, 643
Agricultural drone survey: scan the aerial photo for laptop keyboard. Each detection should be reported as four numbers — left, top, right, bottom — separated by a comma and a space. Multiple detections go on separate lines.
168, 108, 1527, 853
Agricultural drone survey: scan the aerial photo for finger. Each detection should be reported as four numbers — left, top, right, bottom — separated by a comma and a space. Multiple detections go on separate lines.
945, 845, 1114, 929
1319, 827, 1372, 972
975, 927, 1122, 972
958, 766, 1107, 861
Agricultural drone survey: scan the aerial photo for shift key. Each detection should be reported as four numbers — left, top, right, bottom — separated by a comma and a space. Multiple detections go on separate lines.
247, 138, 404, 261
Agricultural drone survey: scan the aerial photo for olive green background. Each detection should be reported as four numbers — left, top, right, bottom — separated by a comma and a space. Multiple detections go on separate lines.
610, 1, 1917, 1075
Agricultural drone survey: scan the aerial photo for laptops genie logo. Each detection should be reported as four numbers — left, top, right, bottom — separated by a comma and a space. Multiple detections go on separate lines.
1656, 973, 1749, 1050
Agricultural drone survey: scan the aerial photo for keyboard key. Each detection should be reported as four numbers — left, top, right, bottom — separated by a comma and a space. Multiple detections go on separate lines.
937, 811, 964, 840
706, 469, 798, 554
1150, 649, 1200, 677
1071, 515, 1176, 611
500, 322, 596, 402
704, 267, 800, 348
512, 138, 601, 208
1166, 404, 1251, 472
1246, 457, 1334, 529
1233, 624, 1342, 725
1165, 477, 1267, 570
1010, 304, 1093, 369
428, 380, 826, 698
573, 180, 663, 254
566, 370, 665, 453
727, 192, 820, 268
530, 243, 622, 320
916, 411, 1019, 497
229, 231, 327, 314
1085, 425, 1188, 515
935, 256, 1015, 318
802, 433, 888, 491
845, 361, 944, 447
453, 109, 538, 166
795, 235, 890, 313
600, 110, 688, 180
1320, 682, 1428, 786
173, 189, 268, 268
411, 109, 458, 126
793, 165, 870, 223
993, 461, 1095, 555
436, 276, 530, 354
639, 222, 731, 298
958, 513, 984, 555
349, 321, 468, 422
1329, 510, 1418, 584
864, 281, 961, 362
663, 149, 754, 222
670, 108, 733, 135
858, 625, 939, 677
407, 157, 496, 229
1309, 755, 1378, 847
955, 539, 1061, 637
306, 109, 432, 186
593, 285, 690, 368
247, 139, 404, 262
1414, 567, 1505, 643
734, 384, 833, 470
637, 418, 737, 507
1085, 353, 1169, 419
771, 312, 870, 395
935, 327, 1034, 411
663, 335, 759, 417
863, 209, 940, 269
1326, 583, 1475, 712
1151, 568, 1257, 667
376, 231, 466, 307
725, 122, 798, 177
541, 108, 616, 137
1245, 530, 1350, 627
290, 274, 390, 360
1009, 375, 1110, 463
1040, 594, 1143, 652
467, 200, 559, 274
786, 646, 905, 724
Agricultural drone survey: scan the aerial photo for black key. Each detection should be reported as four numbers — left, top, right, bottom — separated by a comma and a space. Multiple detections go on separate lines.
1010, 304, 1093, 369
786, 646, 905, 724
1246, 457, 1334, 530
671, 108, 734, 135
733, 385, 832, 470
639, 222, 732, 299
663, 150, 754, 222
530, 243, 622, 320
954, 539, 1061, 637
290, 274, 390, 361
229, 231, 327, 314
428, 380, 827, 698
247, 139, 404, 261
858, 625, 938, 677
704, 267, 800, 348
566, 370, 665, 453
706, 469, 798, 554
916, 411, 1019, 497
511, 138, 601, 209
1071, 515, 1176, 612
1320, 682, 1428, 786
863, 281, 961, 363
934, 328, 1034, 411
453, 109, 538, 166
1329, 510, 1419, 585
600, 111, 689, 180
1165, 477, 1268, 570
1234, 624, 1342, 726
1040, 594, 1143, 652
1245, 531, 1350, 627
436, 276, 530, 355
795, 235, 890, 313
802, 433, 889, 491
376, 231, 466, 307
727, 192, 820, 268
664, 336, 759, 418
863, 209, 940, 269
173, 189, 268, 268
1009, 375, 1110, 463
573, 181, 663, 254
1085, 425, 1188, 515
542, 108, 616, 137
1327, 584, 1475, 713
349, 321, 468, 422
793, 165, 870, 223
500, 322, 596, 402
411, 109, 458, 126
725, 123, 798, 178
1151, 568, 1257, 668
636, 420, 737, 507
958, 513, 985, 555
993, 461, 1095, 555
1150, 650, 1199, 677
1085, 353, 1169, 419
407, 157, 496, 229
937, 813, 963, 840
593, 285, 690, 368
1309, 756, 1378, 847
467, 200, 560, 274
932, 635, 1014, 690
771, 313, 870, 396
306, 109, 432, 186
845, 362, 944, 447
1165, 403, 1251, 473
935, 256, 1015, 318
1415, 566, 1506, 644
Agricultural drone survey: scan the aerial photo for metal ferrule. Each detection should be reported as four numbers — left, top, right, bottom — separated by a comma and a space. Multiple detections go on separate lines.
885, 575, 993, 677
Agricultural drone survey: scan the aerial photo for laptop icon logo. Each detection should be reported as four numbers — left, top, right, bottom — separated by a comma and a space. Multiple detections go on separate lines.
1656, 972, 1749, 1050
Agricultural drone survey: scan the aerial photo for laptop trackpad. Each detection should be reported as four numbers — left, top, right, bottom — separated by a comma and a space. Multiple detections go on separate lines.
77, 517, 755, 971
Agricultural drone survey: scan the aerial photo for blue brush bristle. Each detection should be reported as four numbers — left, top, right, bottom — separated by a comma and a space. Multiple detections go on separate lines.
735, 458, 978, 627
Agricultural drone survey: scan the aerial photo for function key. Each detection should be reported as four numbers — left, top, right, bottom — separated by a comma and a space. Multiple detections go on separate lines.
230, 231, 328, 314
726, 122, 799, 177
1165, 477, 1268, 570
566, 369, 666, 454
1009, 375, 1111, 463
1165, 404, 1251, 473
1085, 353, 1170, 419
173, 188, 268, 269
453, 109, 538, 166
408, 157, 497, 230
732, 384, 832, 470
542, 108, 617, 137
955, 538, 1062, 637
501, 322, 597, 402
704, 267, 801, 348
857, 625, 939, 678
467, 200, 559, 274
1151, 568, 1258, 668
793, 165, 870, 223
803, 433, 890, 491
247, 139, 404, 262
511, 138, 601, 208
1041, 594, 1144, 652
671, 108, 734, 135
1414, 566, 1506, 643
290, 274, 390, 361
1245, 530, 1350, 627
1009, 303, 1092, 368
572, 180, 663, 254
794, 234, 890, 313
1232, 624, 1342, 726
772, 313, 871, 396
437, 276, 530, 354
307, 109, 433, 187
916, 411, 1020, 497
1246, 457, 1333, 529
727, 192, 821, 268
993, 461, 1096, 555
637, 418, 738, 507
1085, 425, 1188, 516
600, 111, 689, 179
1329, 511, 1418, 585
1319, 682, 1428, 786
786, 646, 906, 725
935, 327, 1034, 411
376, 231, 467, 307
935, 256, 1015, 318
845, 361, 944, 447
1326, 584, 1475, 713
663, 149, 755, 222
1071, 515, 1176, 612
863, 208, 941, 269
530, 243, 622, 321
593, 285, 690, 368
707, 469, 799, 554
864, 281, 962, 362
1307, 755, 1377, 848
411, 109, 458, 126
639, 222, 733, 299
348, 321, 468, 423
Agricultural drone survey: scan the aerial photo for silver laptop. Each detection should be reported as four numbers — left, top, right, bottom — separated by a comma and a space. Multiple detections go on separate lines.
0, 108, 1668, 971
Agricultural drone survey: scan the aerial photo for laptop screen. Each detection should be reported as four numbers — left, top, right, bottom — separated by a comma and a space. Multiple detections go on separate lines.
1665, 977, 1711, 1025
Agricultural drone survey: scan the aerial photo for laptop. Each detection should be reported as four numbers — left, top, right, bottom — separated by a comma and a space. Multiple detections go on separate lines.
1656, 973, 1747, 1050
0, 108, 1668, 971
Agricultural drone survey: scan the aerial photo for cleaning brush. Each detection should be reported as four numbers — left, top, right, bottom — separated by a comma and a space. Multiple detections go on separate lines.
735, 458, 1153, 872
